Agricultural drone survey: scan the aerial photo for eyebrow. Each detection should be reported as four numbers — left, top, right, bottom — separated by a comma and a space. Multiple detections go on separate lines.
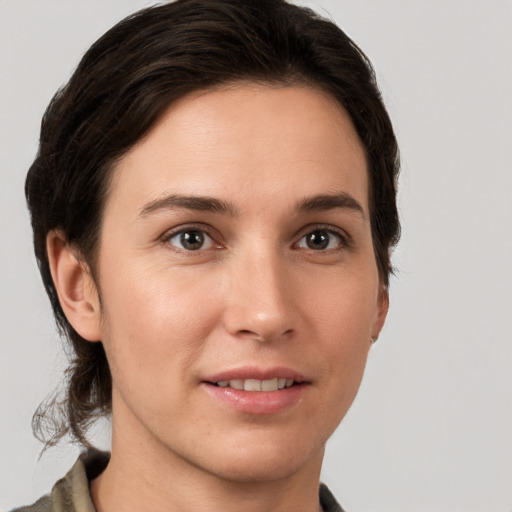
139, 191, 365, 219
139, 193, 238, 218
296, 192, 366, 219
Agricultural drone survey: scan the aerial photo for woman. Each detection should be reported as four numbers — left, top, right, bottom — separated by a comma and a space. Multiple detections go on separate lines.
13, 0, 399, 510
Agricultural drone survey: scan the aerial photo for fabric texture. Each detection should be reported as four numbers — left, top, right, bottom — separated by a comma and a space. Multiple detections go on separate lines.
11, 450, 345, 512
10, 450, 108, 512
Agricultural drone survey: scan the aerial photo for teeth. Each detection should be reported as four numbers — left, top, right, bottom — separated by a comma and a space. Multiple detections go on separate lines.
215, 378, 296, 391
261, 378, 278, 391
244, 379, 261, 391
229, 379, 244, 390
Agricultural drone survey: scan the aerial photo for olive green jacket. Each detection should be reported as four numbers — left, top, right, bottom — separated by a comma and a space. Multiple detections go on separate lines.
11, 450, 344, 512
11, 451, 108, 512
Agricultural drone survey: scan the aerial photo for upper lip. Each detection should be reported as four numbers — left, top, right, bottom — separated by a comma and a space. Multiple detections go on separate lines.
203, 366, 307, 383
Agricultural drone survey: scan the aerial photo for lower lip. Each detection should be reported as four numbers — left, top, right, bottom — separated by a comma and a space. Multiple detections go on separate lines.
202, 383, 307, 415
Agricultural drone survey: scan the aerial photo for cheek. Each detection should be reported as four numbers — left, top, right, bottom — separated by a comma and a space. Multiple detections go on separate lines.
305, 270, 377, 401
98, 263, 221, 390
305, 263, 379, 340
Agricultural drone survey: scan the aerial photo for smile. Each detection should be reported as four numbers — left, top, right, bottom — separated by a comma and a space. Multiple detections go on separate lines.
203, 368, 308, 414
214, 378, 295, 391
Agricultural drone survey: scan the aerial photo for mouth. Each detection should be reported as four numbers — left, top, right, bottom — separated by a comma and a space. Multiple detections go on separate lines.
211, 378, 297, 391
202, 368, 308, 414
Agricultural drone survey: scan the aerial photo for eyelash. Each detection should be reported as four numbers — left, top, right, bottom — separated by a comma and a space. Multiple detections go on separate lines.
162, 224, 350, 253
294, 224, 349, 252
162, 224, 219, 253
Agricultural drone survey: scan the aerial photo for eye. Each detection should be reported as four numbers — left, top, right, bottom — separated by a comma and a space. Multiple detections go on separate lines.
166, 229, 215, 251
296, 229, 344, 251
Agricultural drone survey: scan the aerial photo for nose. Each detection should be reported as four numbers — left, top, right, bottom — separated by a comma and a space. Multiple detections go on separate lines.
222, 249, 296, 343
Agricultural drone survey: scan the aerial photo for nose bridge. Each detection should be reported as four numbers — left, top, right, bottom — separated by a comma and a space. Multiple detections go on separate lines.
223, 241, 294, 341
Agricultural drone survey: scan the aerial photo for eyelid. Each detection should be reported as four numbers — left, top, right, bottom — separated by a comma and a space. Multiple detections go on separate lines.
161, 223, 222, 251
293, 223, 351, 250
159, 222, 350, 252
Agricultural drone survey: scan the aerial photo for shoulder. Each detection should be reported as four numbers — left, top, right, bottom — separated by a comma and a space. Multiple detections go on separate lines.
9, 495, 52, 512
9, 450, 109, 512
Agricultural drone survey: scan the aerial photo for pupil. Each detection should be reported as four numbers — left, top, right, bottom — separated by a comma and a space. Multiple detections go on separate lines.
307, 231, 328, 250
181, 230, 204, 250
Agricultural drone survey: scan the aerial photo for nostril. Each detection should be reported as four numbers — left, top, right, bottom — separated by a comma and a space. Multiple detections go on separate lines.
234, 327, 295, 343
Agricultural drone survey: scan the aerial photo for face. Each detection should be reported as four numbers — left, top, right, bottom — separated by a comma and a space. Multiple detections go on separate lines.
89, 85, 387, 482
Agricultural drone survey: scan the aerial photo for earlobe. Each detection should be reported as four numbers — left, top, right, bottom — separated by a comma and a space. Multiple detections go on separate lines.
47, 230, 102, 342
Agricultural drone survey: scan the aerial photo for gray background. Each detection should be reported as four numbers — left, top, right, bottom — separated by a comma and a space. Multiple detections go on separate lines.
1, 1, 511, 511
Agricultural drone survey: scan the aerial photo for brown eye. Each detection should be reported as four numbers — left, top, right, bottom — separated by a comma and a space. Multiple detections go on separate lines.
297, 229, 343, 251
168, 229, 213, 251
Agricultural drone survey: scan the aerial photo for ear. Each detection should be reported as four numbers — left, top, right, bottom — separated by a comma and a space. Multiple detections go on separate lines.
371, 286, 389, 341
47, 230, 102, 342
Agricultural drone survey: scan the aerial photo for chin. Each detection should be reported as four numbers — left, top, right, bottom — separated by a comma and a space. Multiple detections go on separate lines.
210, 458, 312, 484
199, 435, 325, 484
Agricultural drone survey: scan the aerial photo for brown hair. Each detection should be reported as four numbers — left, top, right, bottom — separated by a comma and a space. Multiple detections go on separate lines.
26, 0, 400, 447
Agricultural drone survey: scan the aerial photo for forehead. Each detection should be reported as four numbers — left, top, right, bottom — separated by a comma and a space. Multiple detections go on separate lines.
106, 84, 369, 217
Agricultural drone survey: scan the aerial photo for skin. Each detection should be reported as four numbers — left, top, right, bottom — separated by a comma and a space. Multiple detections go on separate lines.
48, 84, 388, 512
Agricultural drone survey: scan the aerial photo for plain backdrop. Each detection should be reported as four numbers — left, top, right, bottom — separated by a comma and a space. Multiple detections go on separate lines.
1, 1, 511, 511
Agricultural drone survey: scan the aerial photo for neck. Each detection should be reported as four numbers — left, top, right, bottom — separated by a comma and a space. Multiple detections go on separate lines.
91, 400, 323, 512
91, 406, 325, 512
